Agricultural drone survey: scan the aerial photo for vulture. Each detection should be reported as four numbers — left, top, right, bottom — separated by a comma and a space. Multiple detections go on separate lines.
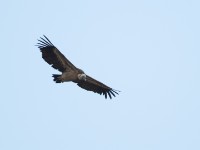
36, 35, 119, 99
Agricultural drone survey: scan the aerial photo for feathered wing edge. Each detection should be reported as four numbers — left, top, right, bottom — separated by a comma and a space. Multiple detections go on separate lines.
35, 35, 55, 48
36, 35, 77, 72
75, 75, 119, 99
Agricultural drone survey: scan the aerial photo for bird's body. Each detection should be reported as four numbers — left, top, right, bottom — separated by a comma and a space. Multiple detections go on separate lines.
36, 35, 119, 99
53, 69, 84, 83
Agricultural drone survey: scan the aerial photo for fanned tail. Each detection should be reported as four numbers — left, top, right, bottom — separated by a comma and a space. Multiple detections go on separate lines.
52, 74, 62, 83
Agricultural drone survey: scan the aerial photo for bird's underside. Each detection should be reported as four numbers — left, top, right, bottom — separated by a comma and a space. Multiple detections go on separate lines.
36, 35, 119, 99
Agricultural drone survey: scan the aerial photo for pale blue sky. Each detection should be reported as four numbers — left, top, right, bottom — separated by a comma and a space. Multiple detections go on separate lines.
0, 0, 200, 150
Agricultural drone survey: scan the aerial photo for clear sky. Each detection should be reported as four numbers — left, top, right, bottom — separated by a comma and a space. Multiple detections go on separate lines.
1, 0, 200, 150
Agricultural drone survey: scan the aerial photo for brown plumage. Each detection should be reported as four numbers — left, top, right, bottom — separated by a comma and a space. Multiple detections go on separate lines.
36, 35, 119, 99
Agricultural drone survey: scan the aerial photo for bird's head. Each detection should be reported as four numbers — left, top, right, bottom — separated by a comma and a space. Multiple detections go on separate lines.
78, 73, 86, 81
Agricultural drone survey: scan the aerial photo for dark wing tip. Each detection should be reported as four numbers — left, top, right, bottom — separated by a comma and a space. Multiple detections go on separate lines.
36, 35, 54, 49
105, 89, 120, 99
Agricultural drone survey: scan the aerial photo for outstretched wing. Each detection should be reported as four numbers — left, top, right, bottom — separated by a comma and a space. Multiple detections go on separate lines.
75, 75, 119, 99
36, 35, 77, 72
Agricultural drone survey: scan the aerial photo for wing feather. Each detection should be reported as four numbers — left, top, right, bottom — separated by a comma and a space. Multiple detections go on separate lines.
36, 35, 77, 72
43, 35, 54, 45
75, 75, 119, 99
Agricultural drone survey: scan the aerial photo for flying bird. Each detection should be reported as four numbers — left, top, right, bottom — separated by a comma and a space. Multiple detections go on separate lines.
36, 35, 119, 99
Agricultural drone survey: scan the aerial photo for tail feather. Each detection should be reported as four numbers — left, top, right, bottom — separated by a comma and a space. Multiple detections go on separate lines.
52, 74, 62, 83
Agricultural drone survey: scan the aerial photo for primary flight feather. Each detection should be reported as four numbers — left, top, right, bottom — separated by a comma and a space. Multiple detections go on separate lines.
36, 35, 119, 99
